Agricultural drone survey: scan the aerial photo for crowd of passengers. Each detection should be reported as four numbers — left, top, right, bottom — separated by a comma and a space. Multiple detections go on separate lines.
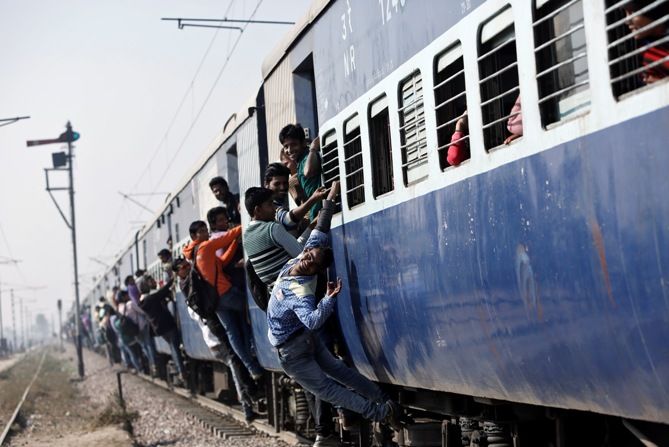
84, 4, 667, 446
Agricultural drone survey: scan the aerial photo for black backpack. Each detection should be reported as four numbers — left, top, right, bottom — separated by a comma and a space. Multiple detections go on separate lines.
186, 244, 220, 320
245, 259, 269, 312
119, 306, 140, 338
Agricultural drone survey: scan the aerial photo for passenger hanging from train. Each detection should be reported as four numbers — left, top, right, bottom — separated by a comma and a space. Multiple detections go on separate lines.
280, 124, 322, 220
622, 0, 669, 83
266, 183, 410, 434
122, 277, 157, 376
209, 176, 241, 225
182, 220, 264, 381
157, 248, 174, 285
280, 149, 308, 206
172, 258, 258, 423
265, 162, 328, 234
136, 274, 187, 386
110, 290, 143, 373
97, 297, 119, 366
207, 206, 246, 291
262, 164, 339, 446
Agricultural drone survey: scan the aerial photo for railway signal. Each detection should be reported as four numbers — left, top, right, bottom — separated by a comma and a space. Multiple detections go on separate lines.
26, 122, 85, 378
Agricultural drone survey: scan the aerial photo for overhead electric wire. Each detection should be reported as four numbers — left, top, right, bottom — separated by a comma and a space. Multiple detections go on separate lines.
151, 0, 266, 192
94, 0, 238, 261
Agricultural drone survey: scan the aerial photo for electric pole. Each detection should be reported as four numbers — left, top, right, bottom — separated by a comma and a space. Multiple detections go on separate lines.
10, 289, 15, 352
27, 122, 84, 377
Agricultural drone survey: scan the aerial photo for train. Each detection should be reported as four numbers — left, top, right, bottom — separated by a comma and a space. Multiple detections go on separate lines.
81, 0, 669, 445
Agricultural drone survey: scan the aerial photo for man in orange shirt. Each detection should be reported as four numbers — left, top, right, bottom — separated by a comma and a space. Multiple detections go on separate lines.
183, 219, 263, 380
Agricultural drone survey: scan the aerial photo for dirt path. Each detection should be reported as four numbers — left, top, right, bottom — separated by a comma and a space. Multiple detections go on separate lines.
3, 346, 132, 447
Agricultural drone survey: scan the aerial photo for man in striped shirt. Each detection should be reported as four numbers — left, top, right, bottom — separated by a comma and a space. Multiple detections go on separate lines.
243, 174, 329, 289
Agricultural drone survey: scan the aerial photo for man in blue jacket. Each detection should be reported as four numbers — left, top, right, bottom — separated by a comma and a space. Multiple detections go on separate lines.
266, 194, 407, 444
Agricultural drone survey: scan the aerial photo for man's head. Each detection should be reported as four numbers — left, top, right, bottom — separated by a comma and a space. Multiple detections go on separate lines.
206, 206, 230, 232
189, 220, 209, 242
134, 269, 146, 278
296, 245, 334, 276
157, 248, 172, 263
172, 257, 191, 280
279, 124, 307, 161
124, 275, 135, 287
623, 1, 669, 39
264, 162, 291, 201
244, 187, 275, 221
136, 275, 156, 294
116, 290, 130, 304
209, 177, 229, 202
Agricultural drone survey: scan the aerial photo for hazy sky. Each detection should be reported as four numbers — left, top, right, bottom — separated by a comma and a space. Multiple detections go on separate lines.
0, 0, 311, 341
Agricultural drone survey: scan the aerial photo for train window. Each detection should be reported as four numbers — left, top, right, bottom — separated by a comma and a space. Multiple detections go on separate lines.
368, 95, 394, 197
605, 0, 669, 98
478, 6, 522, 149
434, 42, 469, 169
320, 130, 342, 212
533, 0, 590, 126
398, 71, 428, 185
343, 114, 366, 208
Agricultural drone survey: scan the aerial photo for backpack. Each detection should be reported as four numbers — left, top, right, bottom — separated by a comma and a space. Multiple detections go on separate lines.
119, 306, 140, 338
245, 259, 269, 312
186, 244, 220, 320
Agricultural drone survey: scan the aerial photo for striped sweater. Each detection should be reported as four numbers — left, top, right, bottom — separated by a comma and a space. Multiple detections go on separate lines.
243, 220, 303, 287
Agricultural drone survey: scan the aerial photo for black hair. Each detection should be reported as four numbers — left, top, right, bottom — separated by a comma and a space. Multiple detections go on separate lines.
157, 248, 171, 258
244, 187, 274, 216
264, 162, 290, 185
279, 123, 306, 144
206, 206, 229, 228
123, 275, 134, 286
189, 220, 208, 236
209, 176, 228, 190
627, 1, 669, 20
134, 269, 145, 277
171, 257, 188, 272
320, 246, 335, 270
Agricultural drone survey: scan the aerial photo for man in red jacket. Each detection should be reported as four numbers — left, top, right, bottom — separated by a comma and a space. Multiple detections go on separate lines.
183, 220, 263, 380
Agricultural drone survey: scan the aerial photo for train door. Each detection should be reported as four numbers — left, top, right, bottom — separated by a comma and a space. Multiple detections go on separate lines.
226, 144, 239, 194
293, 54, 319, 140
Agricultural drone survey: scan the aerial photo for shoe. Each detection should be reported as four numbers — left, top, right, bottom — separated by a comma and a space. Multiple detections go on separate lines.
382, 400, 408, 431
313, 434, 341, 447
243, 405, 256, 424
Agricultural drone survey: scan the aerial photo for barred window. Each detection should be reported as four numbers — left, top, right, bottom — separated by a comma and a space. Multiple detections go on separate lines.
343, 115, 365, 208
478, 6, 522, 149
606, 0, 669, 98
434, 42, 469, 169
534, 0, 590, 126
320, 130, 342, 212
368, 95, 394, 197
398, 71, 428, 185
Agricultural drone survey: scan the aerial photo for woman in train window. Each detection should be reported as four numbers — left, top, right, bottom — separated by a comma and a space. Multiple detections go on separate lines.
446, 98, 523, 166
622, 0, 669, 84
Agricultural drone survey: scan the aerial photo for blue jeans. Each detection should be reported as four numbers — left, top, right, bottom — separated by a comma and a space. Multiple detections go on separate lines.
277, 330, 388, 422
139, 325, 157, 369
215, 287, 263, 377
119, 339, 142, 371
161, 329, 185, 376
212, 341, 253, 409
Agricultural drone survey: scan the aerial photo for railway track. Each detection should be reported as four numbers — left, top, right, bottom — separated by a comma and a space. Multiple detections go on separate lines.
129, 371, 309, 446
0, 350, 47, 446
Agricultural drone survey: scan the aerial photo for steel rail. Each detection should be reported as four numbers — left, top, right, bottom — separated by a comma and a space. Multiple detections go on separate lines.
0, 350, 47, 445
